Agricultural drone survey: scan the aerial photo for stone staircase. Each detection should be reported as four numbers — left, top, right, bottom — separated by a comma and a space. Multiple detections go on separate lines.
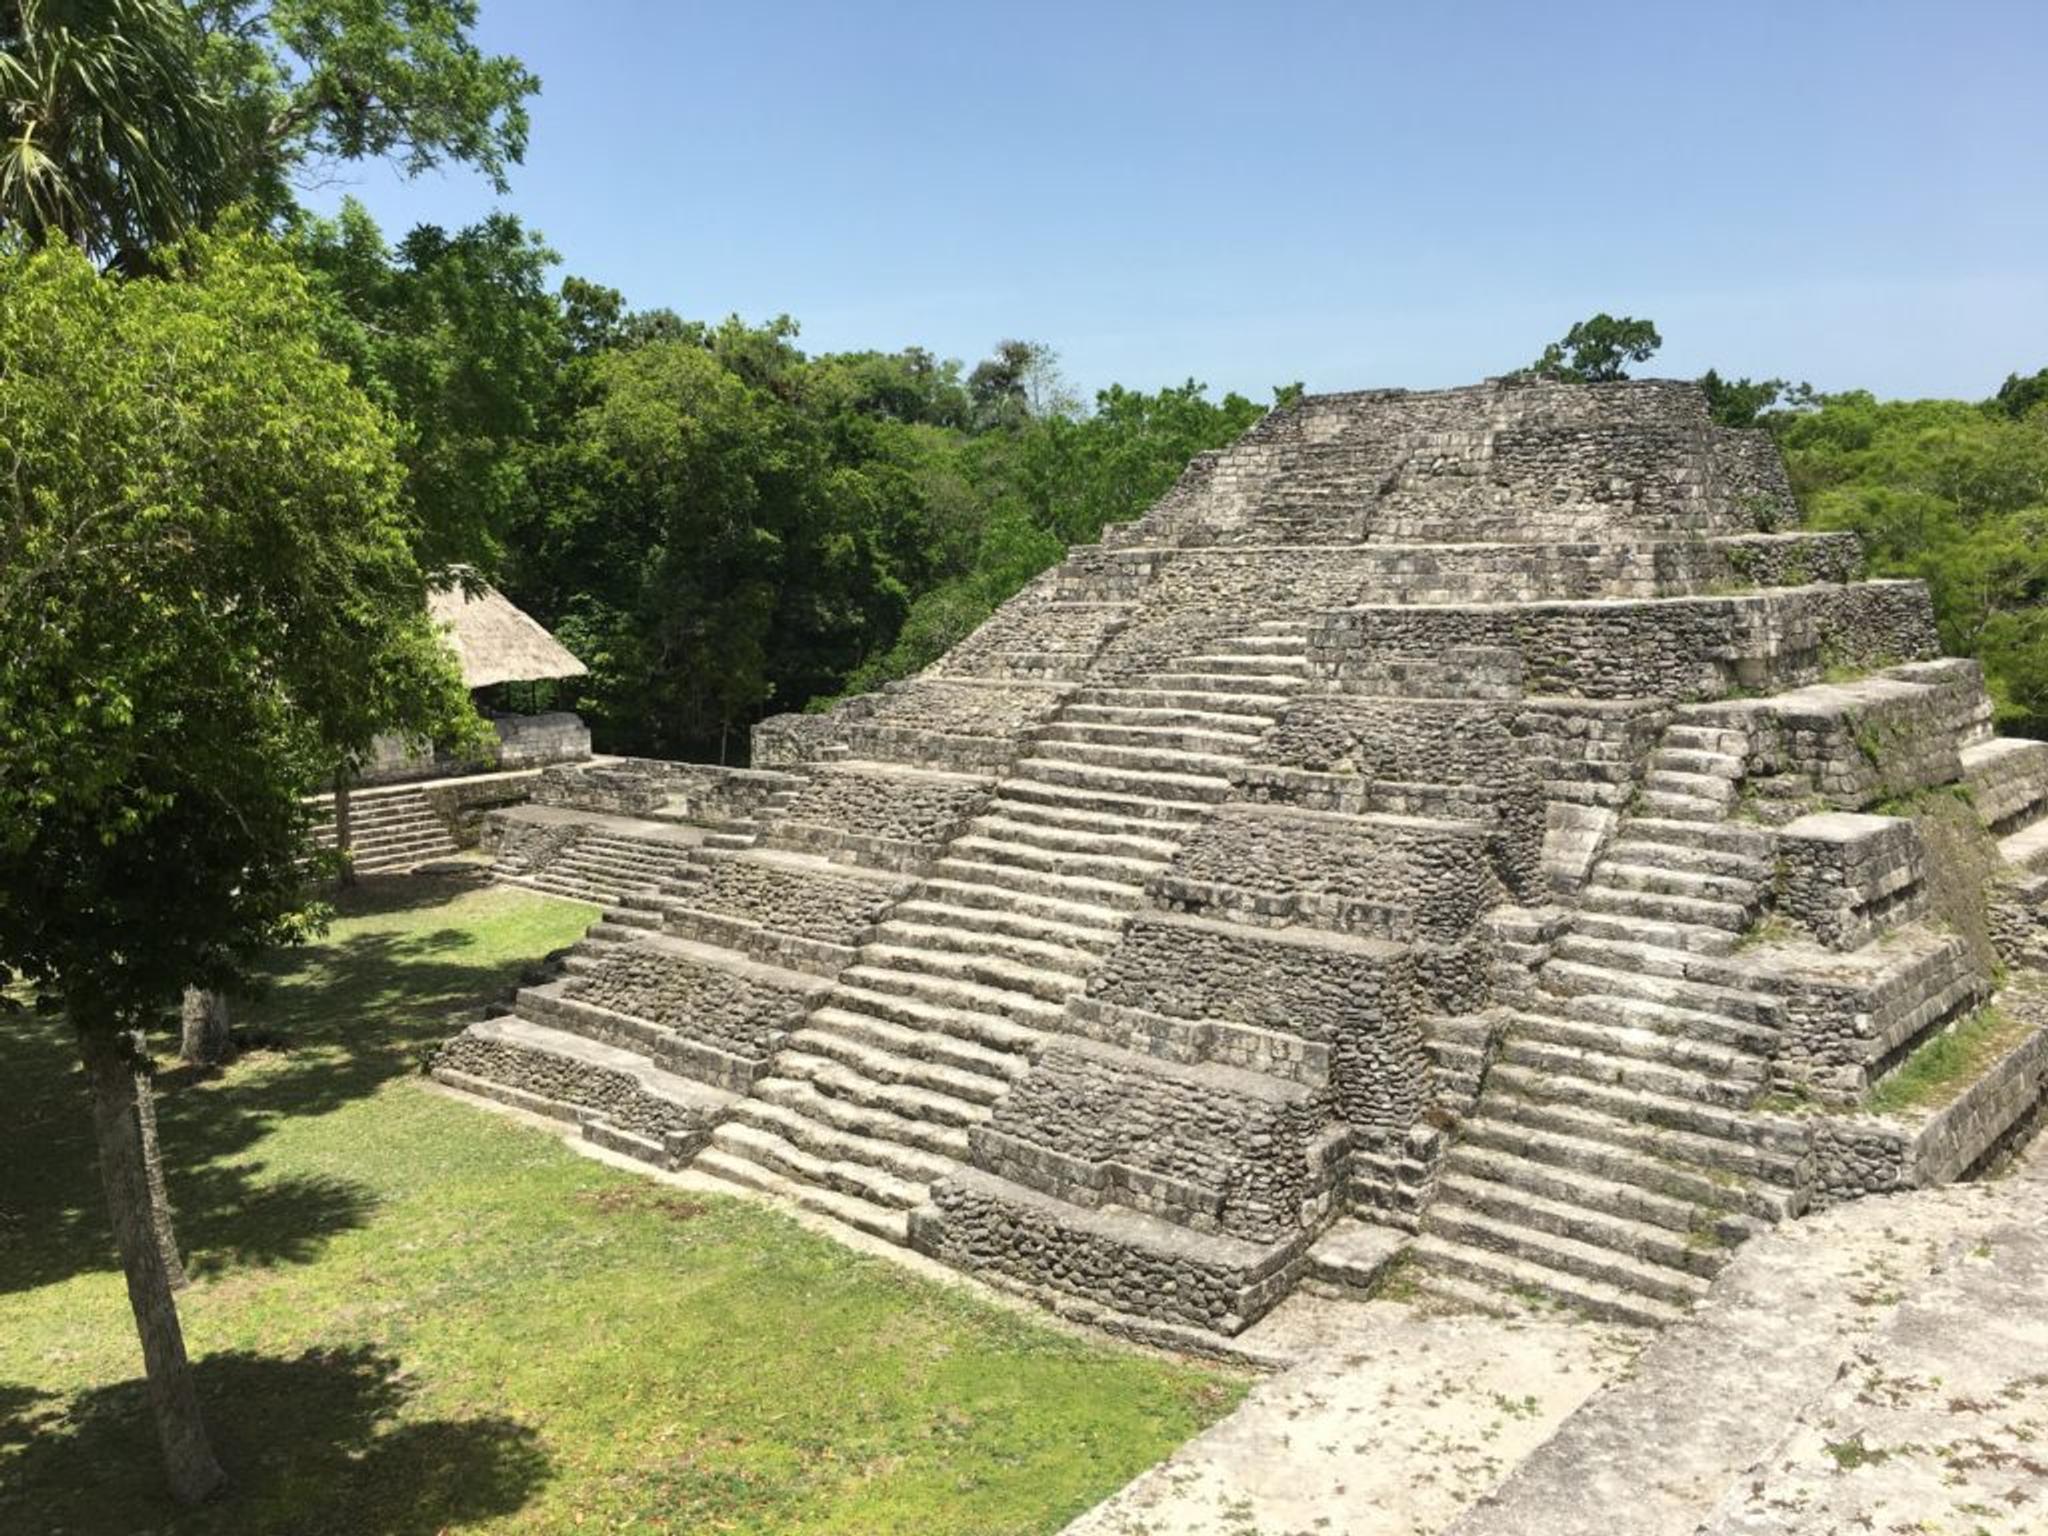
691, 624, 1316, 1238
494, 829, 709, 911
310, 783, 458, 874
1414, 718, 1811, 1326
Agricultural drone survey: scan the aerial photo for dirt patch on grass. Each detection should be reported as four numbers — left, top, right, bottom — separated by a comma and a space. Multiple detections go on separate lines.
575, 1184, 710, 1224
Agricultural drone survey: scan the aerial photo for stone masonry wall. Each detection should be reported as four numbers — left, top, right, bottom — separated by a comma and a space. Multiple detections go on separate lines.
1775, 813, 1931, 951
562, 945, 816, 1062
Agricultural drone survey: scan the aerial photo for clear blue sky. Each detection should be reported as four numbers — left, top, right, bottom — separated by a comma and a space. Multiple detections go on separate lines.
306, 0, 2048, 403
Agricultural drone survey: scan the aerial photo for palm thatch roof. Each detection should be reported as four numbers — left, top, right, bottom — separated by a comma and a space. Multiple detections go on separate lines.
427, 574, 588, 690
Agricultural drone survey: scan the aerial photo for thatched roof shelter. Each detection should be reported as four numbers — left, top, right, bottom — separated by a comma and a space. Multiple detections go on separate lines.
427, 574, 588, 690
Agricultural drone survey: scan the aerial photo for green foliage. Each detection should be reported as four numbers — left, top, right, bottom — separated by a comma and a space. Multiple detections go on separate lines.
1698, 369, 1817, 428
0, 875, 1243, 1532
1777, 390, 2048, 732
1867, 1005, 2031, 1114
1528, 312, 1662, 382
0, 231, 474, 1033
1995, 367, 2048, 420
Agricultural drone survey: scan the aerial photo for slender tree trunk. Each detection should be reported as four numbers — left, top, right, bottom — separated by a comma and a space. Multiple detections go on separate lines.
333, 767, 356, 889
76, 1027, 224, 1504
178, 988, 234, 1070
136, 1077, 189, 1292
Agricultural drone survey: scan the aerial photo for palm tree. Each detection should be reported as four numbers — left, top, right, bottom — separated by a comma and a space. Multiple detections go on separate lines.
0, 0, 227, 264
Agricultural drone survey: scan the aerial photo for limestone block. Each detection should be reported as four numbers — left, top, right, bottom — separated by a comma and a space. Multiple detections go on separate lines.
1775, 812, 1929, 951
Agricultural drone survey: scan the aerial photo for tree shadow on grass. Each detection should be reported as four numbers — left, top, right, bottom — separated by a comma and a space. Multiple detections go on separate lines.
0, 868, 580, 1296
0, 1346, 550, 1535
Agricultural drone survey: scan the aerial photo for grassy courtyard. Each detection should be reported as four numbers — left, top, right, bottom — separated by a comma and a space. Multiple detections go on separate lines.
0, 870, 1240, 1534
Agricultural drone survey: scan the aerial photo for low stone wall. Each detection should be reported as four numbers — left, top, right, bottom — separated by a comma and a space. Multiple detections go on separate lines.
1990, 872, 2048, 971
562, 945, 818, 1069
417, 771, 543, 848
1807, 1023, 2048, 1203
1764, 928, 1988, 1100
750, 695, 881, 769
1775, 812, 1929, 951
1082, 913, 1427, 1140
1152, 803, 1499, 942
757, 763, 991, 870
670, 853, 907, 972
435, 1027, 713, 1161
359, 711, 591, 786
1963, 738, 2048, 834
534, 758, 799, 824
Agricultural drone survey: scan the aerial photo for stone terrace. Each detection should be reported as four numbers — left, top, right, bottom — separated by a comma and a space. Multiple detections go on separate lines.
436, 377, 2048, 1339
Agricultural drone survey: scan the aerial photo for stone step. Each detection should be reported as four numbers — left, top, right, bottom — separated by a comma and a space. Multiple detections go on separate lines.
725, 1095, 957, 1185
1649, 747, 1745, 777
806, 1007, 1032, 1085
868, 917, 1097, 978
830, 982, 1044, 1057
1018, 739, 1243, 780
1603, 838, 1769, 881
1634, 791, 1730, 823
889, 897, 1122, 954
964, 812, 1180, 863
1662, 723, 1752, 756
1644, 769, 1739, 802
601, 905, 664, 931
751, 1074, 970, 1160
1509, 1011, 1770, 1086
709, 1118, 925, 1209
838, 962, 1069, 1029
691, 1145, 910, 1243
1499, 1035, 1758, 1109
1031, 721, 1263, 757
1408, 1235, 1684, 1329
775, 1049, 989, 1129
1547, 935, 1771, 993
910, 875, 1130, 934
1013, 757, 1233, 805
504, 872, 638, 907
1570, 911, 1738, 956
1169, 653, 1312, 678
1594, 860, 1757, 905
1460, 1116, 1795, 1222
996, 775, 1215, 824
1483, 1064, 1798, 1167
1418, 1209, 1707, 1314
1619, 817, 1773, 856
1060, 701, 1275, 734
928, 854, 1149, 911
1580, 884, 1749, 932
847, 937, 1081, 1011
1437, 1165, 1728, 1277
1069, 685, 1291, 718
946, 833, 1168, 887
1538, 989, 1780, 1055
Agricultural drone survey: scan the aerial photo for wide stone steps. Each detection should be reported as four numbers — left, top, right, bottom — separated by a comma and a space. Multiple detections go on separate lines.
928, 854, 1150, 911
805, 1007, 1033, 1085
1136, 671, 1307, 696
773, 1047, 988, 1129
1418, 1205, 1708, 1315
838, 962, 1069, 1029
724, 1096, 957, 1185
1549, 934, 1771, 991
1579, 883, 1749, 932
1509, 1010, 1769, 1087
1018, 739, 1245, 780
1633, 790, 1731, 822
1602, 837, 1769, 881
691, 1145, 909, 1243
1662, 723, 1753, 757
888, 897, 1123, 955
1644, 769, 1739, 802
1460, 1115, 1796, 1222
1650, 747, 1745, 778
1031, 721, 1264, 756
945, 833, 1168, 886
1500, 1034, 1759, 1109
1011, 757, 1233, 805
1483, 1063, 1794, 1165
995, 776, 1215, 825
1617, 817, 1773, 856
1408, 1233, 1686, 1329
707, 1119, 924, 1211
1168, 653, 1312, 679
1436, 1165, 1728, 1278
1068, 685, 1293, 718
1537, 987, 1780, 1055
1594, 860, 1757, 905
1570, 911, 1739, 956
851, 940, 1076, 1009
868, 917, 1098, 978
1059, 701, 1277, 734
963, 812, 1179, 863
749, 1074, 970, 1160
829, 982, 1043, 1056
498, 870, 638, 908
909, 876, 1130, 934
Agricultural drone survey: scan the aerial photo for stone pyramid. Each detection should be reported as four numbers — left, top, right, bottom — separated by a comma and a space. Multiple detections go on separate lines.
439, 377, 2048, 1337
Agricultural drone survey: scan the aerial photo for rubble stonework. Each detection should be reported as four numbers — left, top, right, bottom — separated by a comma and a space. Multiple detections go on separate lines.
436, 378, 2048, 1335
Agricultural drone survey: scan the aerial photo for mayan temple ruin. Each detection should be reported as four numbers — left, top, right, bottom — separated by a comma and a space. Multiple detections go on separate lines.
433, 376, 2048, 1337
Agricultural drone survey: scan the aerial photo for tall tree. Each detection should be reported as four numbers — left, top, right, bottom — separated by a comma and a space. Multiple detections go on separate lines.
0, 230, 473, 1502
1528, 313, 1662, 382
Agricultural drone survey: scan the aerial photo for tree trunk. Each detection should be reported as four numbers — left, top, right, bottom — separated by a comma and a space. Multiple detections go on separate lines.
179, 988, 234, 1069
333, 768, 356, 888
77, 1027, 224, 1505
136, 1078, 189, 1292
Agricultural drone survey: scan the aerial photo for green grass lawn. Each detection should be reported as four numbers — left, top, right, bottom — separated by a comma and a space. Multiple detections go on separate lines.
0, 869, 1241, 1534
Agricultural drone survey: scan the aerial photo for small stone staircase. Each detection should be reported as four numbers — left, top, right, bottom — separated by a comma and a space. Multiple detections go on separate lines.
1413, 718, 1811, 1326
692, 623, 1316, 1238
310, 783, 458, 874
494, 830, 710, 912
